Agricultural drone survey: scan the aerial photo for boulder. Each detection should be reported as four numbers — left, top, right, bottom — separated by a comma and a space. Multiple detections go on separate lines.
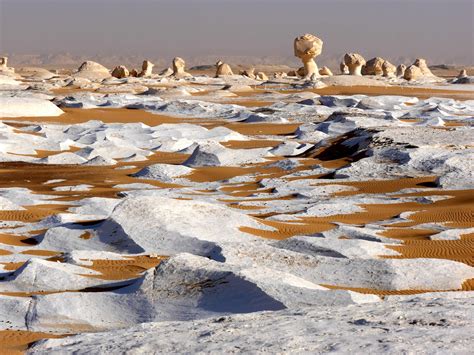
255, 72, 269, 81
404, 65, 423, 81
111, 65, 129, 79
319, 66, 333, 76
340, 61, 349, 74
139, 60, 154, 77
396, 64, 406, 77
457, 69, 467, 78
382, 60, 396, 77
215, 60, 233, 77
240, 68, 256, 79
172, 57, 191, 78
362, 57, 385, 75
413, 58, 434, 76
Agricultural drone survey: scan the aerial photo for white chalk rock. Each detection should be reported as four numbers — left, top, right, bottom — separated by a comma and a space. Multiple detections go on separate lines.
0, 97, 64, 117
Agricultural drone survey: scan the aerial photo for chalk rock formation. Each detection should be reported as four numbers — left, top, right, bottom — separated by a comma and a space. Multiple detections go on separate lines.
319, 66, 333, 76
413, 58, 434, 76
0, 56, 15, 74
215, 60, 233, 77
294, 33, 323, 78
139, 60, 154, 77
172, 57, 191, 78
458, 69, 467, 78
340, 62, 349, 74
382, 60, 397, 77
74, 61, 111, 80
273, 71, 287, 79
362, 57, 385, 76
404, 65, 423, 81
396, 64, 406, 77
296, 67, 306, 77
255, 72, 269, 81
129, 69, 139, 77
0, 97, 64, 117
344, 53, 366, 76
160, 67, 174, 77
240, 68, 256, 79
111, 65, 129, 79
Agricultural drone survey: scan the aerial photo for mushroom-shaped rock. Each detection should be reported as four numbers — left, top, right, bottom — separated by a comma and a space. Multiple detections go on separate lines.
319, 66, 333, 76
413, 58, 434, 76
362, 57, 385, 76
396, 64, 406, 77
139, 60, 154, 77
172, 57, 191, 78
458, 69, 467, 78
111, 65, 129, 79
293, 33, 323, 78
404, 65, 423, 81
382, 60, 396, 77
240, 68, 256, 79
215, 60, 233, 77
74, 61, 111, 80
340, 62, 349, 74
255, 72, 269, 81
344, 53, 366, 76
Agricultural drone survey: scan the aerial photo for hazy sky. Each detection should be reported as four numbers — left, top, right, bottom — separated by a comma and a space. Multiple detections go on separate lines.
1, 0, 473, 64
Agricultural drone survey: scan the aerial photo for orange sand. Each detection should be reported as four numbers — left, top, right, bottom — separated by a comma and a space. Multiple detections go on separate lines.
0, 331, 65, 354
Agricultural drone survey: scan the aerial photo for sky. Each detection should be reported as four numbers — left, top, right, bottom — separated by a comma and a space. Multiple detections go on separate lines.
0, 0, 473, 65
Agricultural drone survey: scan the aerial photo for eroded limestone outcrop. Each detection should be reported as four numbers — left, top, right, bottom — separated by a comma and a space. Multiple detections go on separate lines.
172, 57, 192, 79
344, 53, 366, 76
215, 60, 233, 77
139, 60, 154, 77
294, 33, 323, 78
111, 65, 129, 79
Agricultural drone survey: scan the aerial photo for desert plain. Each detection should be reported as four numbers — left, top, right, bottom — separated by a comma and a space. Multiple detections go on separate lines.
0, 34, 473, 353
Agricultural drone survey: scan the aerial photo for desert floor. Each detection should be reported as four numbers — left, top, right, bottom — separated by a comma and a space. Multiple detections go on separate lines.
0, 66, 473, 353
